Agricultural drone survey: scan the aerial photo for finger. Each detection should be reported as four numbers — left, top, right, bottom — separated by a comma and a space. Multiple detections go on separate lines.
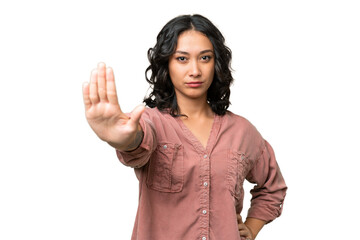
238, 223, 246, 231
239, 231, 251, 240
106, 67, 119, 105
97, 62, 107, 101
237, 214, 243, 224
239, 228, 250, 236
129, 105, 145, 125
82, 82, 91, 110
240, 236, 251, 240
89, 69, 99, 104
238, 224, 252, 239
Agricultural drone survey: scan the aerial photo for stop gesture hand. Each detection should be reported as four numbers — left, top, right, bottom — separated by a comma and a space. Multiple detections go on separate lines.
82, 62, 145, 151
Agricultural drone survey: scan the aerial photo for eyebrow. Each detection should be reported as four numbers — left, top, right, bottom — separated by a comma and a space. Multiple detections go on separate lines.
174, 49, 214, 55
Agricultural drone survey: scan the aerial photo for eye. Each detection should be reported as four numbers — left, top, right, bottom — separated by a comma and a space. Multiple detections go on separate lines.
201, 55, 212, 62
176, 56, 187, 62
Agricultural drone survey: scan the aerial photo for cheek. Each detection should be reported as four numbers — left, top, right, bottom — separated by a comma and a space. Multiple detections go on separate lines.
169, 66, 185, 81
169, 70, 182, 88
206, 64, 215, 79
211, 68, 215, 78
169, 69, 178, 83
206, 66, 215, 87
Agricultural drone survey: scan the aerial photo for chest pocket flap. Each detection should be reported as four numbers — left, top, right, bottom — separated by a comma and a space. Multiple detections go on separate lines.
146, 143, 184, 193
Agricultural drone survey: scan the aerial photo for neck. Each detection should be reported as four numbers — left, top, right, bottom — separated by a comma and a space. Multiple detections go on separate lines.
176, 95, 213, 119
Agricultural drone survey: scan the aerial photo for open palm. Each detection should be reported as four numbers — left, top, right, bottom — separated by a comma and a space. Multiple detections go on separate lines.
82, 63, 144, 150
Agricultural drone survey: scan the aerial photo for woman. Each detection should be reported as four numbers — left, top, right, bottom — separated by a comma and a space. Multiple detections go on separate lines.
82, 14, 287, 240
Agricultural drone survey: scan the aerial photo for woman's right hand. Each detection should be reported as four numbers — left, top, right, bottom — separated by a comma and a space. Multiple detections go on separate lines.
82, 62, 145, 151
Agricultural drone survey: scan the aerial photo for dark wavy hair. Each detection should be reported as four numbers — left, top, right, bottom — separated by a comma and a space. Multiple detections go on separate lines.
143, 14, 233, 116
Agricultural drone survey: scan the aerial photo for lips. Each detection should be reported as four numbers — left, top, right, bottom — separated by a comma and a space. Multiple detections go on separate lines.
186, 82, 203, 88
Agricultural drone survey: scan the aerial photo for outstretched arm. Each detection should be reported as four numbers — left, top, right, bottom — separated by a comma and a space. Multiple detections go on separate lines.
82, 62, 145, 151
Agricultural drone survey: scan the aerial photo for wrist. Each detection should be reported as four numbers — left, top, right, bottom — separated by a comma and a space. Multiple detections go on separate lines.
244, 223, 255, 239
244, 217, 266, 239
107, 124, 144, 152
124, 127, 144, 152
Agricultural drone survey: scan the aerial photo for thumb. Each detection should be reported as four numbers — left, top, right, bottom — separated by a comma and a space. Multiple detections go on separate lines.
129, 105, 145, 125
237, 214, 243, 224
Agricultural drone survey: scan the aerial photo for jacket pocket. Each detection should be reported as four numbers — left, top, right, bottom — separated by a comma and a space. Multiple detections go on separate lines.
146, 143, 184, 193
226, 151, 251, 199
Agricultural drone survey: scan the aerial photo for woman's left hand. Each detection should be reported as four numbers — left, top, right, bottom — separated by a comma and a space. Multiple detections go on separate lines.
237, 214, 254, 240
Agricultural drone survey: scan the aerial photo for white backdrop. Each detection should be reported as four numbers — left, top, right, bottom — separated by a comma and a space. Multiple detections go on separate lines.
1, 0, 359, 239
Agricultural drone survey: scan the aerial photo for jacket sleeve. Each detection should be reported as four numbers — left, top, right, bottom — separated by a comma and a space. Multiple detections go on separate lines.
116, 115, 157, 168
246, 140, 287, 223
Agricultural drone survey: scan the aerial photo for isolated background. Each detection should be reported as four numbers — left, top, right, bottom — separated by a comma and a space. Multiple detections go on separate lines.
1, 0, 359, 239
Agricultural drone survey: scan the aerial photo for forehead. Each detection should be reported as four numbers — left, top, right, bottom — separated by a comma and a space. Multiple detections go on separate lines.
175, 30, 213, 52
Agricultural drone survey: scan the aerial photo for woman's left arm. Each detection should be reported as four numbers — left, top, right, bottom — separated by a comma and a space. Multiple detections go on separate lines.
246, 140, 287, 226
238, 215, 265, 240
244, 217, 266, 239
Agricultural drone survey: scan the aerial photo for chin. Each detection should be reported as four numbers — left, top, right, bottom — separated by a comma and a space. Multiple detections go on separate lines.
186, 93, 208, 100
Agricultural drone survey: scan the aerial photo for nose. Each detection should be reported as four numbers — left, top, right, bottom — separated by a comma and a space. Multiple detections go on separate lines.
189, 60, 201, 77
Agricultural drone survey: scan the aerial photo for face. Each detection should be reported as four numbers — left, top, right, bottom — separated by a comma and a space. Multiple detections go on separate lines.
168, 30, 215, 102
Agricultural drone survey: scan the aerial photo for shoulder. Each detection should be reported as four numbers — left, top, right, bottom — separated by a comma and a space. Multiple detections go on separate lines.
142, 107, 172, 121
141, 107, 177, 131
224, 111, 261, 136
223, 110, 265, 159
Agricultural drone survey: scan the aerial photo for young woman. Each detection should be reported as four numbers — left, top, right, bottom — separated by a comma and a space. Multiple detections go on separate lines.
82, 14, 287, 240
